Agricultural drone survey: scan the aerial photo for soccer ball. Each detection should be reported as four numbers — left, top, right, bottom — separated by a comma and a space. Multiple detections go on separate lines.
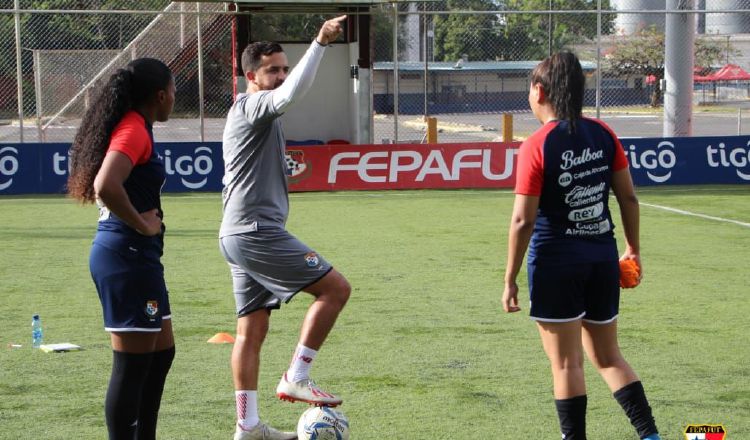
297, 406, 349, 440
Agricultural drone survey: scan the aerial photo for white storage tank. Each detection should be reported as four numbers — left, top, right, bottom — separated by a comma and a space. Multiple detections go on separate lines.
612, 0, 666, 35
705, 0, 750, 35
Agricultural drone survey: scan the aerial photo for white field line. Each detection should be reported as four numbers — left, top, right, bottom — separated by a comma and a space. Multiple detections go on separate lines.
641, 202, 750, 228
150, 189, 516, 200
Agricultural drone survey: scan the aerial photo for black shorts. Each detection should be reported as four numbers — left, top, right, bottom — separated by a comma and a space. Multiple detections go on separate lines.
528, 260, 619, 324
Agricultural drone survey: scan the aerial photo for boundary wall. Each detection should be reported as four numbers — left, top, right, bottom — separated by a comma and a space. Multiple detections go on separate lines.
1, 136, 749, 195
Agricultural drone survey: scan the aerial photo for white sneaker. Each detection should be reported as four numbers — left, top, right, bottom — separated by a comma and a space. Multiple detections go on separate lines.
276, 373, 343, 407
233, 422, 296, 440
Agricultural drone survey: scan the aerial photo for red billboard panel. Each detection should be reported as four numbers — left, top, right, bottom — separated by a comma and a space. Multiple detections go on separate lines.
287, 142, 521, 191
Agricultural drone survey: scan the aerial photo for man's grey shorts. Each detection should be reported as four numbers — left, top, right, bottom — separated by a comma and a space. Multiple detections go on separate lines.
219, 227, 332, 316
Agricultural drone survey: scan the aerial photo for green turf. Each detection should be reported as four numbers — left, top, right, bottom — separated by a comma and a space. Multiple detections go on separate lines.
0, 187, 748, 439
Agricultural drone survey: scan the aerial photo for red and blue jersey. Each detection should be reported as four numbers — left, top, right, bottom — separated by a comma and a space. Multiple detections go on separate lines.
515, 117, 629, 265
96, 110, 166, 239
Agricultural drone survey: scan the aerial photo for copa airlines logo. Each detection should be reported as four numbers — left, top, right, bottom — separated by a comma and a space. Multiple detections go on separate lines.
0, 146, 19, 191
706, 140, 750, 180
163, 147, 213, 189
328, 148, 516, 183
625, 141, 676, 183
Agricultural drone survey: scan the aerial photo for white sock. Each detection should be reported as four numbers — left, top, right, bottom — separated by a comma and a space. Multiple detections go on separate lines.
286, 344, 317, 383
235, 390, 259, 430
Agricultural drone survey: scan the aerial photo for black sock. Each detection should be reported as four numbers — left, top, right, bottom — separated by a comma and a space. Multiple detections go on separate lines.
555, 395, 587, 440
613, 381, 658, 439
105, 351, 154, 440
136, 346, 176, 440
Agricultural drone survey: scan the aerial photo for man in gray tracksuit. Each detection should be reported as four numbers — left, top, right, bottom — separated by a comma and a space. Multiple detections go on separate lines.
219, 16, 351, 440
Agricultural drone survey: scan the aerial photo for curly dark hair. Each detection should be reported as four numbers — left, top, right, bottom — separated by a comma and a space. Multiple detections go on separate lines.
241, 41, 284, 74
67, 58, 172, 203
530, 51, 585, 133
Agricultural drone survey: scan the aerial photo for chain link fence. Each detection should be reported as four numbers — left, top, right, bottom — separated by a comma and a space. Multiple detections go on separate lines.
1, 1, 749, 144
0, 1, 232, 143
372, 1, 750, 143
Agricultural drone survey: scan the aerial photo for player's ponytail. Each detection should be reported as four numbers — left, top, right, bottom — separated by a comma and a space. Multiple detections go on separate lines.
530, 51, 585, 133
68, 58, 171, 203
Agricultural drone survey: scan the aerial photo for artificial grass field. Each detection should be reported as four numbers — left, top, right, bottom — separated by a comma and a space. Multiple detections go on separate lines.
1, 186, 748, 439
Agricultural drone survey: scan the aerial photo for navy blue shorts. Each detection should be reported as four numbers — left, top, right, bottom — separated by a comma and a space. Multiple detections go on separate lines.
528, 260, 619, 324
89, 234, 170, 332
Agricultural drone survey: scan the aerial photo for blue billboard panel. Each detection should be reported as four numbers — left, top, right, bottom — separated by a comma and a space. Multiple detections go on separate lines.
0, 142, 224, 195
1, 137, 749, 195
624, 136, 750, 186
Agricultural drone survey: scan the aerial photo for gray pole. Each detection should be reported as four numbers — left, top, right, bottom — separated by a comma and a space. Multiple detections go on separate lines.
664, 0, 696, 137
14, 0, 23, 143
548, 0, 553, 56
596, 0, 602, 119
180, 2, 186, 49
738, 108, 742, 135
33, 50, 44, 142
423, 1, 428, 119
393, 2, 399, 143
196, 2, 205, 142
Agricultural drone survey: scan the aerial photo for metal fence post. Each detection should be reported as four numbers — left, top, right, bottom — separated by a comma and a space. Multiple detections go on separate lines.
32, 50, 45, 142
392, 1, 399, 144
738, 107, 742, 135
423, 2, 428, 120
596, 0, 602, 119
14, 0, 24, 143
197, 2, 205, 142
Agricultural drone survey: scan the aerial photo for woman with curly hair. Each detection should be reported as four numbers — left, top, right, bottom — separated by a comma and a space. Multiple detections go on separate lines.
68, 57, 176, 440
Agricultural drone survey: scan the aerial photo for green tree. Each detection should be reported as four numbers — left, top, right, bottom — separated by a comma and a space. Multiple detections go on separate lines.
249, 14, 327, 42
605, 26, 733, 106
501, 0, 614, 60
371, 4, 410, 62
432, 0, 501, 62
21, 0, 168, 50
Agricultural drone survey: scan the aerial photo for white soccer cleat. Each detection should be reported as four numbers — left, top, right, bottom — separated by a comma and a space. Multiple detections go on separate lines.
233, 422, 297, 440
276, 373, 343, 407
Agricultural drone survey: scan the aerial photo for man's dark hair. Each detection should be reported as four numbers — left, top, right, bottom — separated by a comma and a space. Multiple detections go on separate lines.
241, 41, 284, 74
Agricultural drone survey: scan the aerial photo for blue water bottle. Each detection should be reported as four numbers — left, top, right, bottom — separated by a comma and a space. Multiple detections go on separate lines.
32, 314, 43, 349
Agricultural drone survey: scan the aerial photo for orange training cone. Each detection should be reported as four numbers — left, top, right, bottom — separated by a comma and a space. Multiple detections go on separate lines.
207, 332, 235, 344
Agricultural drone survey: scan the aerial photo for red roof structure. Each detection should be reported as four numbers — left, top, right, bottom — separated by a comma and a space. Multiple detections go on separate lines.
695, 64, 750, 82
648, 65, 750, 83
707, 64, 750, 81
